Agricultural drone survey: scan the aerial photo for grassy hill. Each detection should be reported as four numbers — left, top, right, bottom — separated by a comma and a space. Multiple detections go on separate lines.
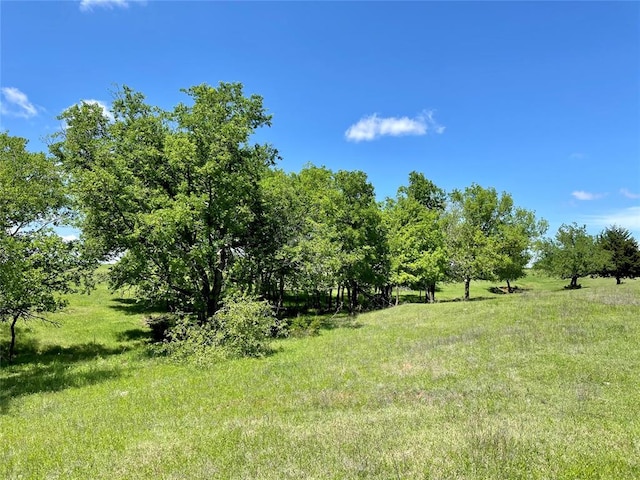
1, 274, 639, 479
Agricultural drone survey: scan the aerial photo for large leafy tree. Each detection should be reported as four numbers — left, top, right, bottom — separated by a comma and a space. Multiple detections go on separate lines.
52, 83, 278, 321
597, 226, 640, 284
1, 133, 89, 361
333, 170, 389, 313
385, 172, 447, 304
444, 184, 544, 299
535, 223, 605, 288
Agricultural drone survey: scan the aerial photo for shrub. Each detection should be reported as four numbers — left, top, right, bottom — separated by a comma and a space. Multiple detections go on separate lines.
159, 295, 280, 365
211, 295, 282, 358
288, 314, 322, 337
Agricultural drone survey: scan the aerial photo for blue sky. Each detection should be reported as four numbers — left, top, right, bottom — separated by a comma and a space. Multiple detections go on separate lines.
2, 1, 639, 240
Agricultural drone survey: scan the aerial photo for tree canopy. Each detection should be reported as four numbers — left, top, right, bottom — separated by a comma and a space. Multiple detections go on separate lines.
535, 223, 606, 288
1, 132, 91, 361
52, 83, 279, 321
597, 225, 640, 284
444, 184, 544, 299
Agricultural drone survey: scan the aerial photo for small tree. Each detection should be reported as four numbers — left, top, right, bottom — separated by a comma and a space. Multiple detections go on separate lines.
597, 226, 640, 284
535, 223, 605, 289
1, 133, 91, 362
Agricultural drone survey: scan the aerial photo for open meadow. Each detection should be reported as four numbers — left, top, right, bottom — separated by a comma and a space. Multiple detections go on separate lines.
1, 273, 639, 479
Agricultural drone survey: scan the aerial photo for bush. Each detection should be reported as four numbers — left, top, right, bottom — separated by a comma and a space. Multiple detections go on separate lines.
288, 314, 322, 337
212, 295, 284, 357
159, 295, 280, 365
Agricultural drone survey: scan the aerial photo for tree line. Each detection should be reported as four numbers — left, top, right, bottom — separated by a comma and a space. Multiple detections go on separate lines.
2, 82, 639, 361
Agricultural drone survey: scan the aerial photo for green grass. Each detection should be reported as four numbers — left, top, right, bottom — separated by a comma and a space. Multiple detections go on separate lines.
1, 274, 639, 479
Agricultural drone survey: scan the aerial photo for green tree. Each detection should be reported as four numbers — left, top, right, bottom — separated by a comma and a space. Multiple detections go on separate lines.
52, 83, 278, 321
444, 184, 543, 299
1, 133, 90, 361
597, 225, 640, 284
384, 172, 447, 303
333, 170, 389, 313
494, 207, 548, 292
535, 223, 605, 288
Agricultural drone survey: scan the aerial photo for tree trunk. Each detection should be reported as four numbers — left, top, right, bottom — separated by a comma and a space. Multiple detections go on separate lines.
395, 285, 399, 306
429, 283, 436, 303
464, 277, 470, 301
571, 275, 578, 288
209, 246, 227, 318
277, 274, 285, 312
616, 276, 621, 285
506, 279, 512, 293
9, 314, 19, 363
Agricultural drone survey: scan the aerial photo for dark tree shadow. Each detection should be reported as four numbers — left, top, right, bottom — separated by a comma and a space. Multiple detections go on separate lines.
115, 328, 152, 342
487, 286, 530, 295
400, 294, 497, 304
0, 337, 130, 414
438, 296, 498, 303
109, 298, 168, 316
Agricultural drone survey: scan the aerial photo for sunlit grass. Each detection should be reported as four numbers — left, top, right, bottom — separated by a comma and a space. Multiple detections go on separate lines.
1, 273, 639, 478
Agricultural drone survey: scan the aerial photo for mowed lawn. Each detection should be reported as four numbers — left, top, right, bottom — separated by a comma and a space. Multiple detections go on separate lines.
1, 274, 639, 479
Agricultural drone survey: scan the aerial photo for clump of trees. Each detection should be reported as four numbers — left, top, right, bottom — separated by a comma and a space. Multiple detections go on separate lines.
535, 223, 640, 288
3, 81, 637, 362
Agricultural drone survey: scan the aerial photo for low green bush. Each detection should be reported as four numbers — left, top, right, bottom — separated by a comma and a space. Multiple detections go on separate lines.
159, 295, 280, 365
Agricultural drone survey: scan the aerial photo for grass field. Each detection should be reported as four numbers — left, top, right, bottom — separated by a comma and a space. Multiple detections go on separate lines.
1, 273, 639, 479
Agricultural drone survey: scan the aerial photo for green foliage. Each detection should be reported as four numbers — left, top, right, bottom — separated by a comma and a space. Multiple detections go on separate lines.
445, 184, 545, 299
52, 83, 278, 321
1, 133, 93, 361
288, 314, 322, 337
597, 225, 640, 283
0, 132, 69, 233
535, 223, 606, 288
160, 295, 278, 364
384, 173, 447, 302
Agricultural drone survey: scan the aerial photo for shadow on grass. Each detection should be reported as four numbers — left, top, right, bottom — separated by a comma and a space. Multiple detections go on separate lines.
115, 328, 152, 343
400, 294, 497, 304
109, 298, 168, 316
486, 286, 530, 295
0, 337, 129, 414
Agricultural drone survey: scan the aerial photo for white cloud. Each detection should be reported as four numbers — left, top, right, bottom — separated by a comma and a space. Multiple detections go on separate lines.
620, 188, 640, 200
571, 190, 606, 201
0, 87, 38, 118
79, 0, 145, 12
584, 206, 640, 231
345, 110, 444, 142
60, 234, 79, 242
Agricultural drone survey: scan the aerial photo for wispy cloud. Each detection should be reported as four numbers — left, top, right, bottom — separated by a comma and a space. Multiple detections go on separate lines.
620, 188, 640, 199
572, 190, 606, 201
79, 0, 145, 12
1, 87, 38, 118
345, 110, 444, 142
584, 206, 640, 231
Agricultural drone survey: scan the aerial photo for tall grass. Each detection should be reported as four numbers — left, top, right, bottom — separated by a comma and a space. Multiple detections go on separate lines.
1, 274, 638, 478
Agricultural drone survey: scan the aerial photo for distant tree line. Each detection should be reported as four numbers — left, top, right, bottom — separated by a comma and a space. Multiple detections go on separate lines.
2, 82, 639, 361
